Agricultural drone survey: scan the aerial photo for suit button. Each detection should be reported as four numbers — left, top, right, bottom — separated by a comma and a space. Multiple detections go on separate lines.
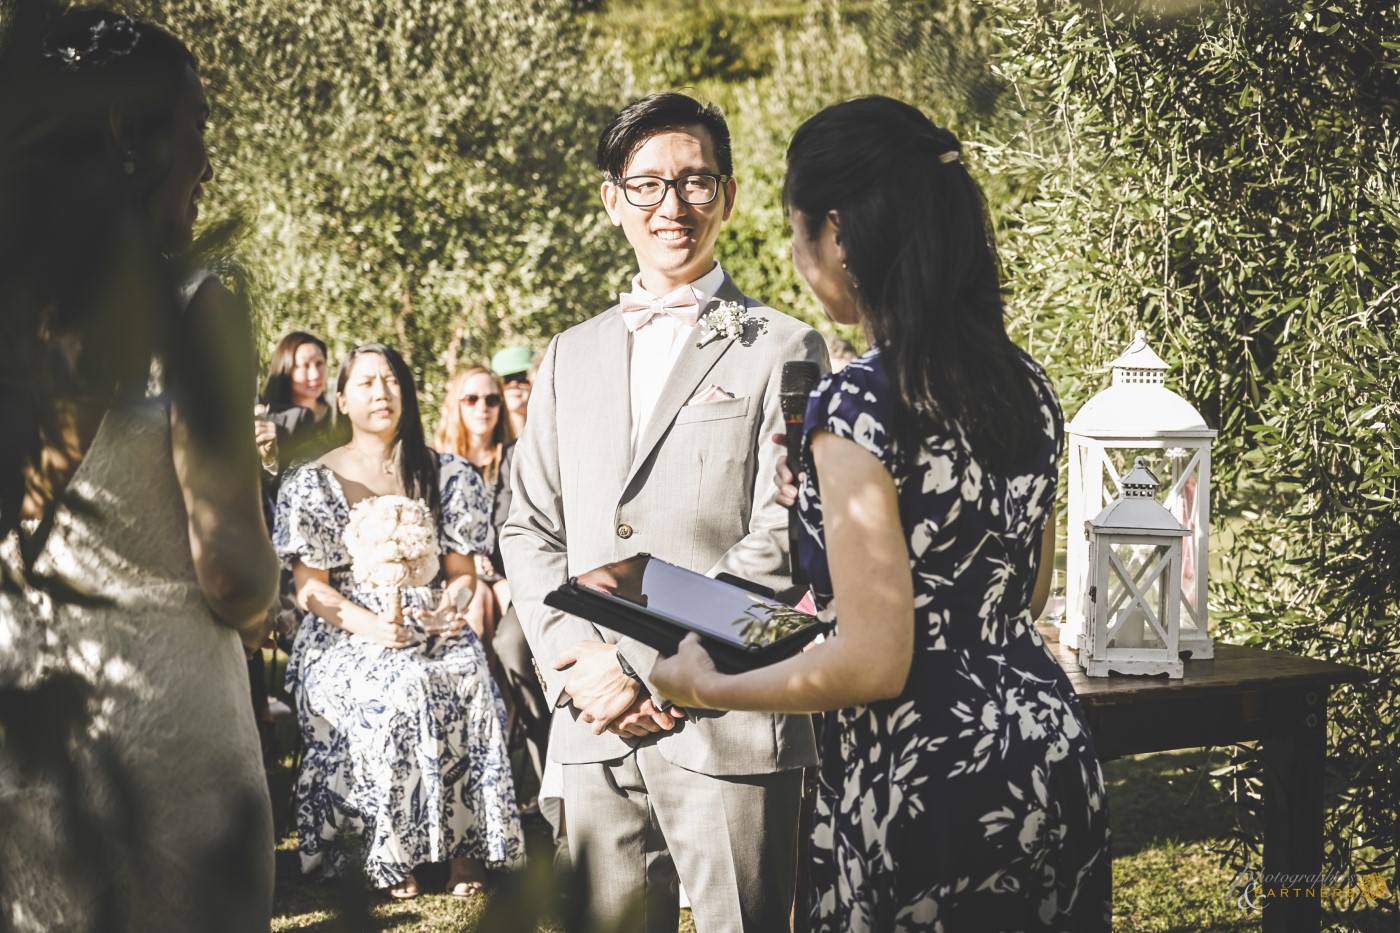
616, 523, 633, 539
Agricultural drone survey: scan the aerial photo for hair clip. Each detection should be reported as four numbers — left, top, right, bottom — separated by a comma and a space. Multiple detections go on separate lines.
938, 151, 960, 164
42, 13, 142, 72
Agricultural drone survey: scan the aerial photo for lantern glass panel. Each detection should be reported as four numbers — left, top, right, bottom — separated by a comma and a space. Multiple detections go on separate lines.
1098, 446, 1204, 617
1103, 540, 1173, 651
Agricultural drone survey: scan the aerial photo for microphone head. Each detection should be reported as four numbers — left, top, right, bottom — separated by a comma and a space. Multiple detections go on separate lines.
780, 360, 821, 395
780, 360, 822, 419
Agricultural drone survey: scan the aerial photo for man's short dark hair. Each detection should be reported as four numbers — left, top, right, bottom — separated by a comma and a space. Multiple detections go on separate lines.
596, 92, 733, 181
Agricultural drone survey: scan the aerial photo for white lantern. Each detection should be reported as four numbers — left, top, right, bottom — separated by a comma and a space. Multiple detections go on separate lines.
1064, 330, 1217, 659
1081, 458, 1188, 678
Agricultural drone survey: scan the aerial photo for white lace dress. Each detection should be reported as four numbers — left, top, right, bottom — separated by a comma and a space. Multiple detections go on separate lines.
0, 318, 274, 929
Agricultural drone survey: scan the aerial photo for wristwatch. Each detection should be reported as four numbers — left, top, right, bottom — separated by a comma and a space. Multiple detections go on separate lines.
617, 650, 641, 682
618, 650, 673, 712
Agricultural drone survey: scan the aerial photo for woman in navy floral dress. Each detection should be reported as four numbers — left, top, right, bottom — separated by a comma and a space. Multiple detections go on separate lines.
652, 97, 1110, 930
275, 344, 522, 898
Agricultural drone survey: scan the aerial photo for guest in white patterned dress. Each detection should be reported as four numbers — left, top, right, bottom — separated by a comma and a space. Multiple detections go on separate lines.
275, 343, 523, 899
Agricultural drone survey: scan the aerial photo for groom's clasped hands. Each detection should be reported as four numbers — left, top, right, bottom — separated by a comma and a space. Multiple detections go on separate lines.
551, 640, 686, 737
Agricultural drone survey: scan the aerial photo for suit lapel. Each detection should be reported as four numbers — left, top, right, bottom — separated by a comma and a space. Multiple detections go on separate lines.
623, 275, 746, 492
593, 305, 634, 493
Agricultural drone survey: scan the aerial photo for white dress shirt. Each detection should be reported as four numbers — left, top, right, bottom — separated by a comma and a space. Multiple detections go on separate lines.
626, 262, 727, 461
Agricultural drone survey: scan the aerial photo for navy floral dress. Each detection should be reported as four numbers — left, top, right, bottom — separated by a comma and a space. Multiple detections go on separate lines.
274, 454, 523, 887
798, 350, 1111, 932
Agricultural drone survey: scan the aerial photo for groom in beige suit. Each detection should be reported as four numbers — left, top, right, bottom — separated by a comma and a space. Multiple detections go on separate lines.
501, 93, 826, 933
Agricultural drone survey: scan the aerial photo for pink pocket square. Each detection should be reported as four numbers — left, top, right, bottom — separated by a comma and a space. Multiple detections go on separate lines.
688, 384, 736, 405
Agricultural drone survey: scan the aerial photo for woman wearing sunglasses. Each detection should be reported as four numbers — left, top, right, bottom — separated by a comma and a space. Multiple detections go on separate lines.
433, 365, 523, 729
436, 367, 515, 611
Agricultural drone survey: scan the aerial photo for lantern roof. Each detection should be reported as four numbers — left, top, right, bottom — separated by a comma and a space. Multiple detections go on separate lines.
1121, 457, 1161, 497
1067, 330, 1217, 439
1109, 330, 1169, 384
1088, 459, 1188, 535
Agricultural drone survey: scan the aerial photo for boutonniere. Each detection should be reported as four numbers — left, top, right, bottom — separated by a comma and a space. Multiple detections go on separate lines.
696, 299, 765, 348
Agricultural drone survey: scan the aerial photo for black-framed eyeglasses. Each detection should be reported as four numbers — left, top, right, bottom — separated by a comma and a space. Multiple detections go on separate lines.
459, 393, 502, 408
619, 173, 728, 208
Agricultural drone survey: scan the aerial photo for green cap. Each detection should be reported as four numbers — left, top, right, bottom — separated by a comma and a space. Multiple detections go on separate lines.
491, 346, 533, 378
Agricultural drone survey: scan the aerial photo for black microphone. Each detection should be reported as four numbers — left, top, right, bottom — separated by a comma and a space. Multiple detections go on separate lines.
780, 360, 821, 586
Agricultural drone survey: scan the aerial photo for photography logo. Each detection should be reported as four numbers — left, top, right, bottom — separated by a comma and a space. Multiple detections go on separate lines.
1230, 868, 1393, 911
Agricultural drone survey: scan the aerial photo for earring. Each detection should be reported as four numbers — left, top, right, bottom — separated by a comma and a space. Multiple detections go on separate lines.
121, 150, 136, 175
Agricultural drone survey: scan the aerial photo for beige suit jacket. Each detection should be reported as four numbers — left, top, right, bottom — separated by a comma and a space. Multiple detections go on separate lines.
501, 275, 826, 776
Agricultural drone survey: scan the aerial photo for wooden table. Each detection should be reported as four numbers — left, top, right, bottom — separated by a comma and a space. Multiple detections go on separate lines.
1040, 624, 1364, 932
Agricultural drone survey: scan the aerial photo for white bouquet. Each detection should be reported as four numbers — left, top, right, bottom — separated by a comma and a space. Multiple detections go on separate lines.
343, 496, 439, 616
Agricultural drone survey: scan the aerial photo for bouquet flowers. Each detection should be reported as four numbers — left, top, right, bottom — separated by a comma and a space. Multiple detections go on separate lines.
343, 495, 439, 619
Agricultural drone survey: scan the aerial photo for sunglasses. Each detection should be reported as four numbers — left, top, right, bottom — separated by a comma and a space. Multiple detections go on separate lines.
502, 372, 531, 385
459, 393, 503, 408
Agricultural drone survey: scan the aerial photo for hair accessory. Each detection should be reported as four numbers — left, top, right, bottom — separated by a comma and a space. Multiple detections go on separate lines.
42, 13, 142, 72
938, 151, 960, 164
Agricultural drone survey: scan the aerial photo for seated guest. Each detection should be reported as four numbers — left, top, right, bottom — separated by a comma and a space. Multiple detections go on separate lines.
275, 343, 522, 899
255, 329, 339, 476
491, 345, 535, 438
652, 96, 1111, 931
434, 365, 515, 617
435, 364, 552, 808
251, 330, 339, 744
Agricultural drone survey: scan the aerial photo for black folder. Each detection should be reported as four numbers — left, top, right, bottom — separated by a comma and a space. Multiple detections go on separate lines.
544, 554, 828, 673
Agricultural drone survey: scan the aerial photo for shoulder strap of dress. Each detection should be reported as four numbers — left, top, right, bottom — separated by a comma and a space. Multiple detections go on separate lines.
179, 268, 216, 311
147, 269, 217, 396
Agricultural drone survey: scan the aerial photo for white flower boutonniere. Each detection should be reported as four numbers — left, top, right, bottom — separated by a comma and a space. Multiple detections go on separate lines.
696, 299, 762, 348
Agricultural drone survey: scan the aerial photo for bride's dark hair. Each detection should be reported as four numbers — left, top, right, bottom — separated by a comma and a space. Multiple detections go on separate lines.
335, 344, 443, 524
0, 3, 199, 537
783, 96, 1040, 473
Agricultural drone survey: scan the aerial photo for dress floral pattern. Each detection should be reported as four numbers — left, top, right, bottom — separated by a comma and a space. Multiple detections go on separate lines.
798, 349, 1111, 932
274, 454, 523, 887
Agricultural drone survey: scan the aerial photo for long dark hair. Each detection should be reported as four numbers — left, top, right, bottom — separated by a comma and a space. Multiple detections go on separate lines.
261, 330, 328, 409
335, 344, 441, 522
783, 96, 1039, 473
0, 4, 200, 535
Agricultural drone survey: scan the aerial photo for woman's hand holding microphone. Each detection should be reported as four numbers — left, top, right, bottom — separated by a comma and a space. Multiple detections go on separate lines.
772, 432, 799, 508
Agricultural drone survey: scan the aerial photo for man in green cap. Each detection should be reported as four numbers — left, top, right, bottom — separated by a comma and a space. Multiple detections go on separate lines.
492, 345, 535, 437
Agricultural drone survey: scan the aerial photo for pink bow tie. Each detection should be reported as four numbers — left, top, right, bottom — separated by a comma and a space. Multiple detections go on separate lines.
619, 287, 701, 331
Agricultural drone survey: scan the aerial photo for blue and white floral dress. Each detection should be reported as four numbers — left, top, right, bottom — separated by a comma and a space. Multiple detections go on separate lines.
274, 454, 524, 887
798, 350, 1111, 932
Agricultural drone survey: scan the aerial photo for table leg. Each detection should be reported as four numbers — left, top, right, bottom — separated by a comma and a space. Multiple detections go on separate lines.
1260, 690, 1327, 933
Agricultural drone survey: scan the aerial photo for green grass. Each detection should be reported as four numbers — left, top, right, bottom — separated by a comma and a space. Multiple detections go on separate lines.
264, 746, 1393, 931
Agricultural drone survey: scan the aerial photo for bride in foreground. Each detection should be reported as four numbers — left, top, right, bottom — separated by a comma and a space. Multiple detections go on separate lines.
0, 8, 278, 929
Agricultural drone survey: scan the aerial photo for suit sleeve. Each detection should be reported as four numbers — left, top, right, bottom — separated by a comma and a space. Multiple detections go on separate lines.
617, 324, 830, 693
499, 336, 604, 709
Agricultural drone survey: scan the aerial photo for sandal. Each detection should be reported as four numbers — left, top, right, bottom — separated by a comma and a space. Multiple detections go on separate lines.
387, 874, 419, 900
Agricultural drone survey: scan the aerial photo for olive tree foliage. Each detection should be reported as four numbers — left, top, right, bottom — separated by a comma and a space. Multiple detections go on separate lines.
134, 0, 634, 400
